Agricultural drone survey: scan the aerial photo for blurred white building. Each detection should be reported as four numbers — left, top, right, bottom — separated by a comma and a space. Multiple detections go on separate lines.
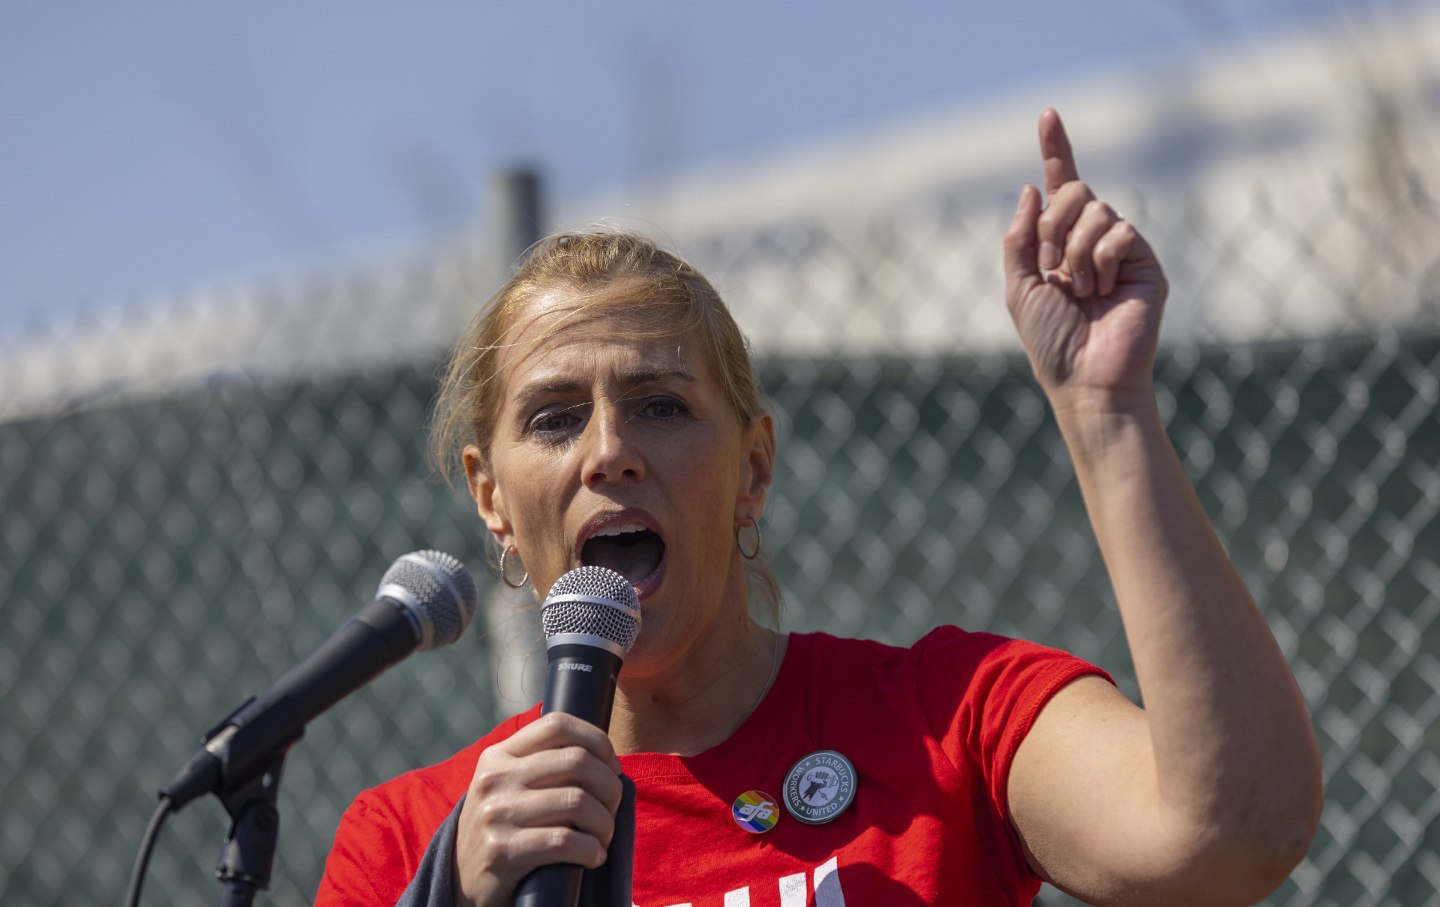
597, 5, 1439, 355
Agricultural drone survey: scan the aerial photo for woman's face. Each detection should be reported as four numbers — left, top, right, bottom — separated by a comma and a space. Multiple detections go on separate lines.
465, 290, 774, 671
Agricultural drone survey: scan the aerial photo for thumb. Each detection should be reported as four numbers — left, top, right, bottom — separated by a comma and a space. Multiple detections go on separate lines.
1004, 184, 1043, 290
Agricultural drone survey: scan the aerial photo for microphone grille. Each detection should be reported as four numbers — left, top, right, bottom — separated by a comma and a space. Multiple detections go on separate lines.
542, 566, 641, 653
378, 550, 478, 650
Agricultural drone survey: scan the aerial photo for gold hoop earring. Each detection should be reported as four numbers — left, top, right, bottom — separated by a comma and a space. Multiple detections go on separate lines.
736, 519, 762, 560
499, 545, 529, 589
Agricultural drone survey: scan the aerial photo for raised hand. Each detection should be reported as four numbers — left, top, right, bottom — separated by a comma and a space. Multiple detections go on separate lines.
1001, 111, 1322, 907
1003, 109, 1168, 409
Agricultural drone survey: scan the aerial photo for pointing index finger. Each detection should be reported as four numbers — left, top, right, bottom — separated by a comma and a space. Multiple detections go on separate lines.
1040, 108, 1080, 198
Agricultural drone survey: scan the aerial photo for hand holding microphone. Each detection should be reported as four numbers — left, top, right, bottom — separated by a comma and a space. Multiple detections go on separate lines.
454, 566, 640, 907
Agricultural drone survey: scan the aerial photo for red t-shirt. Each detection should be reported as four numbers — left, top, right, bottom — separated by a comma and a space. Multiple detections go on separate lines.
316, 628, 1109, 905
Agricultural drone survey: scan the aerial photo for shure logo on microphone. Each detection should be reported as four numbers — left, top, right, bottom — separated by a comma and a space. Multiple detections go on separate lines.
557, 663, 593, 672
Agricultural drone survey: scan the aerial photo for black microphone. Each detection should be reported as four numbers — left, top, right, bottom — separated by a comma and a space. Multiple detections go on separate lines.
160, 550, 478, 811
515, 565, 641, 907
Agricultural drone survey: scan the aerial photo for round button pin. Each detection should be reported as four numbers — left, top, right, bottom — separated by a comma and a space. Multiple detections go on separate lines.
731, 790, 781, 833
782, 750, 857, 825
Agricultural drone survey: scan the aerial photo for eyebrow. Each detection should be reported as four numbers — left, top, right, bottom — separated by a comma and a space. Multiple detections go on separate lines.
511, 364, 699, 405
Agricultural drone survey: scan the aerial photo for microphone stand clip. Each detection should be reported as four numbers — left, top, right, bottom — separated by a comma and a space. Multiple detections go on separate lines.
213, 744, 292, 907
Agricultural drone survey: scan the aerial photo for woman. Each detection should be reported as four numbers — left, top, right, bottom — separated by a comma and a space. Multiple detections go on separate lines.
317, 110, 1322, 906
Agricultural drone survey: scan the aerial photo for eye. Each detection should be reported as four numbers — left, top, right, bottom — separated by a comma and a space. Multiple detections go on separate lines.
525, 406, 583, 437
637, 396, 688, 420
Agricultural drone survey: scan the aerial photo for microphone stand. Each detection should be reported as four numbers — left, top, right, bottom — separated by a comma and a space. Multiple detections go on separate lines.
213, 746, 290, 907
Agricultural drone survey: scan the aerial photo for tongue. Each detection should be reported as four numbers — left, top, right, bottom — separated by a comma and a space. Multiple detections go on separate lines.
582, 532, 663, 585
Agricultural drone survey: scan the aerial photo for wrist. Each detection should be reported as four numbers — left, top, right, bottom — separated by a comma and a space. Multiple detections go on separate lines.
1048, 387, 1166, 463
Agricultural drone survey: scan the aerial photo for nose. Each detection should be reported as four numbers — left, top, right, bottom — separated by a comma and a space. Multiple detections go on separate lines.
580, 402, 644, 487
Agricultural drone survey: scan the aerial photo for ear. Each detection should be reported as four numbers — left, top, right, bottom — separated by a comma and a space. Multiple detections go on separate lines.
735, 412, 777, 521
464, 444, 512, 546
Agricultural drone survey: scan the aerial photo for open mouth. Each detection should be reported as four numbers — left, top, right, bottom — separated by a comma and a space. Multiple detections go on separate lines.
580, 524, 665, 588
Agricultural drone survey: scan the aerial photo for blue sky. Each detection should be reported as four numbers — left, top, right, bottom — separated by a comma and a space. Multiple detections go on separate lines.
0, 1, 1417, 337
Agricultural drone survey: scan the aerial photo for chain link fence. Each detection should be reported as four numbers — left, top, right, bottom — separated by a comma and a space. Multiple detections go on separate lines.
2, 164, 1438, 906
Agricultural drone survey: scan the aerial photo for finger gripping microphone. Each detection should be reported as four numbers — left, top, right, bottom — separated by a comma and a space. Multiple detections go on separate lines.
515, 565, 641, 907
160, 550, 478, 811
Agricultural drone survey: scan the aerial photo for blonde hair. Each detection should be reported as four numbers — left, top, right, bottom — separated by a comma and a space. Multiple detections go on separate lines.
430, 229, 781, 618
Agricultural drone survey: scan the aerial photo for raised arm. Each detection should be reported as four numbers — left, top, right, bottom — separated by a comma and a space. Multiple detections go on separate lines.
1002, 109, 1322, 907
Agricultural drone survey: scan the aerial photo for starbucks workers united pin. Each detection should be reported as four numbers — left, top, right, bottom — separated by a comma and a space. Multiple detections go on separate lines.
782, 750, 857, 825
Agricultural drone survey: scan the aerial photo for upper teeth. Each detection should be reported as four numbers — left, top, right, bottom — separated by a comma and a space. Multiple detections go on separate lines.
592, 523, 645, 538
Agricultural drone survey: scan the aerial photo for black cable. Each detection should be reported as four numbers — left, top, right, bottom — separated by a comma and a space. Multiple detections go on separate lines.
125, 796, 174, 907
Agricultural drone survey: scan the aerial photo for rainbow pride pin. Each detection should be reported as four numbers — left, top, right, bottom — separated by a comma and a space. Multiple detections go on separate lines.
731, 790, 780, 833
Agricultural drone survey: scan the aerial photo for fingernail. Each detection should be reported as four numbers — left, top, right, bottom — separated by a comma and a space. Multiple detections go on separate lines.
1040, 242, 1059, 270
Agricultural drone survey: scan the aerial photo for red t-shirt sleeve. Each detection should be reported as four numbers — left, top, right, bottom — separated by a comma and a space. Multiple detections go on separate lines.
315, 793, 412, 906
915, 627, 1113, 830
314, 707, 540, 905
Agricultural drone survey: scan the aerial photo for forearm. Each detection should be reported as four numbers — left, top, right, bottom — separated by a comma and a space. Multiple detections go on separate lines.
1054, 391, 1321, 858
